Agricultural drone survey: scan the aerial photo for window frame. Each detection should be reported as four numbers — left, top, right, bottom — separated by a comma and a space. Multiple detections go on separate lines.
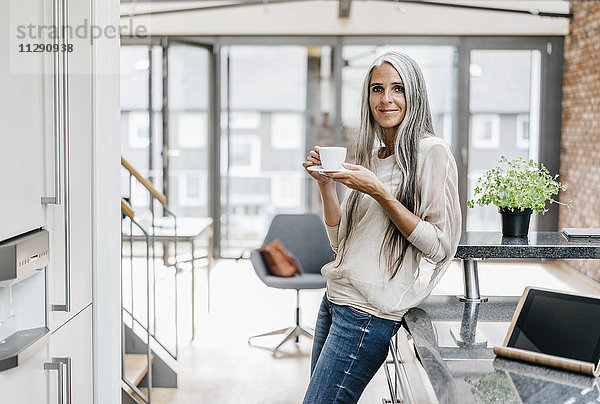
471, 114, 501, 149
516, 114, 530, 150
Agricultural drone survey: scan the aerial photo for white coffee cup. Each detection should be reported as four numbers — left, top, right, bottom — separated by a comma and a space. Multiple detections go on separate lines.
318, 146, 347, 170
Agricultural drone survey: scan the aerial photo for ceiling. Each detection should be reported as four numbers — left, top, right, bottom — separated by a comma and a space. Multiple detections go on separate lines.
119, 0, 571, 36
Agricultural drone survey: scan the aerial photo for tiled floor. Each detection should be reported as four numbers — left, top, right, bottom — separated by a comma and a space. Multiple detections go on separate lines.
135, 258, 600, 403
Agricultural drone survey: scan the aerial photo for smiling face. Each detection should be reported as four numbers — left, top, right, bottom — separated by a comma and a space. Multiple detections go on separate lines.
369, 62, 407, 136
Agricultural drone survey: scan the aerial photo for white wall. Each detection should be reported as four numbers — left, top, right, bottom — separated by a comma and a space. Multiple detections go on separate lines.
92, 0, 122, 402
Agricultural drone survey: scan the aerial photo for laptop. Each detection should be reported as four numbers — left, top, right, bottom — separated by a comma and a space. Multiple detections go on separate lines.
562, 228, 600, 238
494, 287, 600, 376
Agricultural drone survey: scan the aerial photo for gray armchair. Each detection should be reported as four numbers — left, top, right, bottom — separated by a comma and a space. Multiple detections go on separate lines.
249, 214, 335, 356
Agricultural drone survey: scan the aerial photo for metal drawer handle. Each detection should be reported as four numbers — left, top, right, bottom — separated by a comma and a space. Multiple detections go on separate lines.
44, 361, 64, 404
44, 357, 71, 404
44, 357, 72, 404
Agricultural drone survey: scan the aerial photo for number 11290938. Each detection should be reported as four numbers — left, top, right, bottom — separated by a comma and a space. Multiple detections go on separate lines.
19, 43, 74, 53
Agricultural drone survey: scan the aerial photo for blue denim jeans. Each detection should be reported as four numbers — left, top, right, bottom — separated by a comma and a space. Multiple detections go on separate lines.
303, 293, 402, 404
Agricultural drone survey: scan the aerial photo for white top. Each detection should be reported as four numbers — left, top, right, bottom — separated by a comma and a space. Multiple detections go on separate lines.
322, 136, 462, 321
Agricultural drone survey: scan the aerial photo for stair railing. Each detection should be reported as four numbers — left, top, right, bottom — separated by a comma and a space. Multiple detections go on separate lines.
121, 156, 179, 361
121, 199, 153, 404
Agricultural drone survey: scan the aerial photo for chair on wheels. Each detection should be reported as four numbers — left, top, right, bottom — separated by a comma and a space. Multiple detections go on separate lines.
249, 214, 335, 356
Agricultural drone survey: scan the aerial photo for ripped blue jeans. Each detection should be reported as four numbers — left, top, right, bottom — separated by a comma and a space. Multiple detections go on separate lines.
303, 293, 401, 404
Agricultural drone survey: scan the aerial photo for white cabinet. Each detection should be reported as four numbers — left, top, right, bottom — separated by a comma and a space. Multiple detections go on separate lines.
0, 342, 49, 404
0, 0, 93, 330
48, 304, 93, 404
47, 0, 94, 331
0, 0, 96, 400
0, 305, 93, 404
0, 0, 47, 241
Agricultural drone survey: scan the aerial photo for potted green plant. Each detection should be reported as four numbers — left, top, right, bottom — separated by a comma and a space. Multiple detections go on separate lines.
467, 156, 572, 237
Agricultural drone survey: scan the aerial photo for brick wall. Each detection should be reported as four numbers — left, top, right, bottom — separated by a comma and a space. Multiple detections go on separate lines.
559, 1, 600, 281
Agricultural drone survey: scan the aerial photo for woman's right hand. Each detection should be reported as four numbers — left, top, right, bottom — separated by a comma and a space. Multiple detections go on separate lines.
302, 146, 333, 185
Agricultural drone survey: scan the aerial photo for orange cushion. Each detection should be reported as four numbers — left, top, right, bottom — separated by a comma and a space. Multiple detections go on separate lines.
260, 239, 304, 277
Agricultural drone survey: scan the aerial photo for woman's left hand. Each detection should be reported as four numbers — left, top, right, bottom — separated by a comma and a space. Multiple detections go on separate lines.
326, 163, 388, 198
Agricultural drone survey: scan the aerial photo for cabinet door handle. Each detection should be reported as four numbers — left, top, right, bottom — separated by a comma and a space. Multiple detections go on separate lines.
44, 361, 64, 404
42, 0, 63, 206
53, 0, 71, 313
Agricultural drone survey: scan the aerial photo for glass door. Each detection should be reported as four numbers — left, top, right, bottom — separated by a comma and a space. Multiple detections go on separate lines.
163, 41, 212, 345
120, 44, 164, 208
219, 45, 334, 258
120, 40, 213, 350
167, 43, 211, 219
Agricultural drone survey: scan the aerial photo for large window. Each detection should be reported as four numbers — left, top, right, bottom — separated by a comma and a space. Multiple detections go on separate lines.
121, 36, 563, 257
167, 45, 211, 218
467, 49, 541, 231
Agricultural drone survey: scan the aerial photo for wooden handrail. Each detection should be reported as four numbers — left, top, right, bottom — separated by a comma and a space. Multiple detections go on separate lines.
121, 156, 167, 205
121, 198, 135, 220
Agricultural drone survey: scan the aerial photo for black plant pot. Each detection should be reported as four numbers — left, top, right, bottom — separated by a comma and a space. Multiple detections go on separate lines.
499, 207, 532, 237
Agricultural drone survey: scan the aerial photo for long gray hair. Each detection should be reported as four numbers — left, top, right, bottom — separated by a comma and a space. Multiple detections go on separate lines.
335, 52, 435, 279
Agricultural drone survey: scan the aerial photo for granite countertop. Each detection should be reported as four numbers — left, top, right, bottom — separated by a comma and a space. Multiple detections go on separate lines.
405, 296, 600, 404
456, 232, 600, 259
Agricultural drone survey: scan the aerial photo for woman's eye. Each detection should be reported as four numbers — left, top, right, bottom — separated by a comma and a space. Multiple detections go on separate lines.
371, 86, 383, 93
394, 86, 405, 93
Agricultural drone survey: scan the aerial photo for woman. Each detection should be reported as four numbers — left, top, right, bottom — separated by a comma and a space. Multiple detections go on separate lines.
301, 52, 461, 403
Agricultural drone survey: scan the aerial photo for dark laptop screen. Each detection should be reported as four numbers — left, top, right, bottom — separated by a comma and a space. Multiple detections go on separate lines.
508, 289, 600, 364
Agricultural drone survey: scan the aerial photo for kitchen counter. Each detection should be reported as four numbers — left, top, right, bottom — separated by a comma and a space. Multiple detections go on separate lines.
457, 232, 600, 260
404, 296, 600, 403
455, 232, 600, 302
